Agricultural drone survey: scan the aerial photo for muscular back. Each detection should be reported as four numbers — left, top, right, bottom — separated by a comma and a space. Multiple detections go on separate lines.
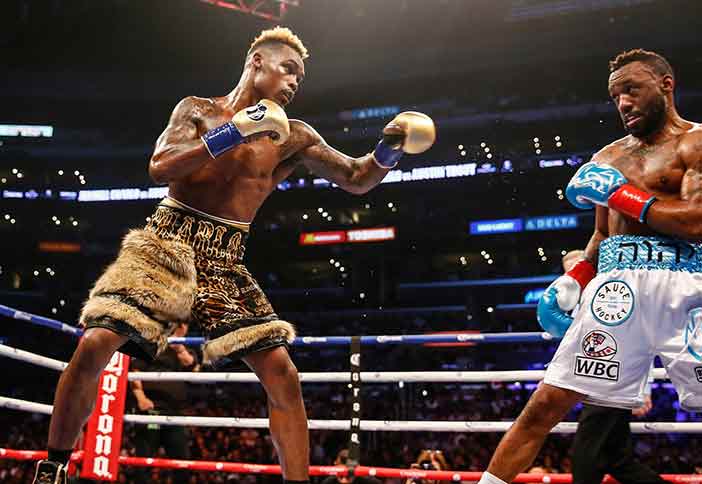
163, 96, 316, 222
594, 123, 701, 237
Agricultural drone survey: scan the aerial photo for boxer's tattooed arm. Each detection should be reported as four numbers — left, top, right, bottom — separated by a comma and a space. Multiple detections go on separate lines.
642, 131, 702, 241
149, 97, 213, 184
288, 120, 391, 194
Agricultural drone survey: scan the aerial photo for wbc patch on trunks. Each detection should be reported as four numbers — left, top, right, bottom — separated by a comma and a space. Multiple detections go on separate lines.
574, 329, 621, 381
590, 279, 635, 327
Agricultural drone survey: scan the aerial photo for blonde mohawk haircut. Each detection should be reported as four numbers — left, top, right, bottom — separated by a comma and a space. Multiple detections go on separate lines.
248, 26, 309, 60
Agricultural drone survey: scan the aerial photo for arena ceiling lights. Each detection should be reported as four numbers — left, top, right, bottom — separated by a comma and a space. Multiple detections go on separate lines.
199, 0, 300, 21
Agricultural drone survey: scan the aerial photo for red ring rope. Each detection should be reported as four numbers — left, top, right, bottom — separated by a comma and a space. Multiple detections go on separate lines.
2, 448, 701, 483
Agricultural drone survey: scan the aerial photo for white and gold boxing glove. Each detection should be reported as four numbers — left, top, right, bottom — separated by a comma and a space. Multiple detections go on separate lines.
373, 111, 436, 168
201, 99, 290, 158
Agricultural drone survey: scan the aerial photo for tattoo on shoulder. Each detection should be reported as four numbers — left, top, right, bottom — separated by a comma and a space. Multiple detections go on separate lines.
283, 120, 321, 152
630, 144, 659, 157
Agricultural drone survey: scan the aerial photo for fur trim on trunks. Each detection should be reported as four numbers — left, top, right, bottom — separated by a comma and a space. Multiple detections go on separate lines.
202, 320, 296, 364
79, 229, 197, 355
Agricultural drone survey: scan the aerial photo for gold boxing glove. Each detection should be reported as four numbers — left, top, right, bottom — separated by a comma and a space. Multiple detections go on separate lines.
201, 99, 290, 158
373, 111, 436, 168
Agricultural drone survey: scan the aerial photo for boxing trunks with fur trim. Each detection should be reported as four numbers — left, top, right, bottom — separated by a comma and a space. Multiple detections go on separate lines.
80, 196, 295, 363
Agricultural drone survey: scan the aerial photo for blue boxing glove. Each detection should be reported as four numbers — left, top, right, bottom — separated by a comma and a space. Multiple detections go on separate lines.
565, 162, 657, 222
537, 259, 596, 337
565, 162, 627, 209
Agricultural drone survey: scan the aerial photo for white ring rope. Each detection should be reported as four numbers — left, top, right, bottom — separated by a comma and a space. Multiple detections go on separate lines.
1, 396, 700, 433
0, 344, 67, 371
0, 344, 670, 383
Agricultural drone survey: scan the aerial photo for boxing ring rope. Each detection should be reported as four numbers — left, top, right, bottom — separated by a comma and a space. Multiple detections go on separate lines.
1, 449, 701, 483
2, 395, 701, 434
0, 303, 558, 346
0, 343, 671, 383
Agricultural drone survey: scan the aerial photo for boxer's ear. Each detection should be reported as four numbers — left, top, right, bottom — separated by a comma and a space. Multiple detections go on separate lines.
660, 73, 674, 94
251, 52, 263, 70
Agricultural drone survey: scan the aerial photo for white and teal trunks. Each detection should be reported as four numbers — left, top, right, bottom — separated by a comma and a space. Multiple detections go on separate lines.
544, 234, 702, 411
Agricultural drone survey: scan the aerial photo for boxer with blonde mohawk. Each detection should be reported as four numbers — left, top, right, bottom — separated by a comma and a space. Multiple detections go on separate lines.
33, 26, 435, 484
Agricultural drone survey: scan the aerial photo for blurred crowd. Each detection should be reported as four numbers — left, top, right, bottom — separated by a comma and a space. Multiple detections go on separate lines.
2, 381, 701, 484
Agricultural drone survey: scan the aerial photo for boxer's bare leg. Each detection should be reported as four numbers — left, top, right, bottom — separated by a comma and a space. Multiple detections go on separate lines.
483, 384, 583, 482
245, 346, 309, 481
48, 328, 128, 455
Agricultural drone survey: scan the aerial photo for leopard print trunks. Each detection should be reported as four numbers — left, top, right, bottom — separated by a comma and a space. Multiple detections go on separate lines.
81, 197, 295, 363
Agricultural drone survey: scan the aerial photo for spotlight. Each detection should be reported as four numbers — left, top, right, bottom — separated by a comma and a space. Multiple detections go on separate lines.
11, 169, 17, 174
74, 170, 80, 176
58, 170, 64, 175
487, 307, 494, 313
387, 202, 394, 208
458, 144, 464, 150
302, 214, 309, 220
